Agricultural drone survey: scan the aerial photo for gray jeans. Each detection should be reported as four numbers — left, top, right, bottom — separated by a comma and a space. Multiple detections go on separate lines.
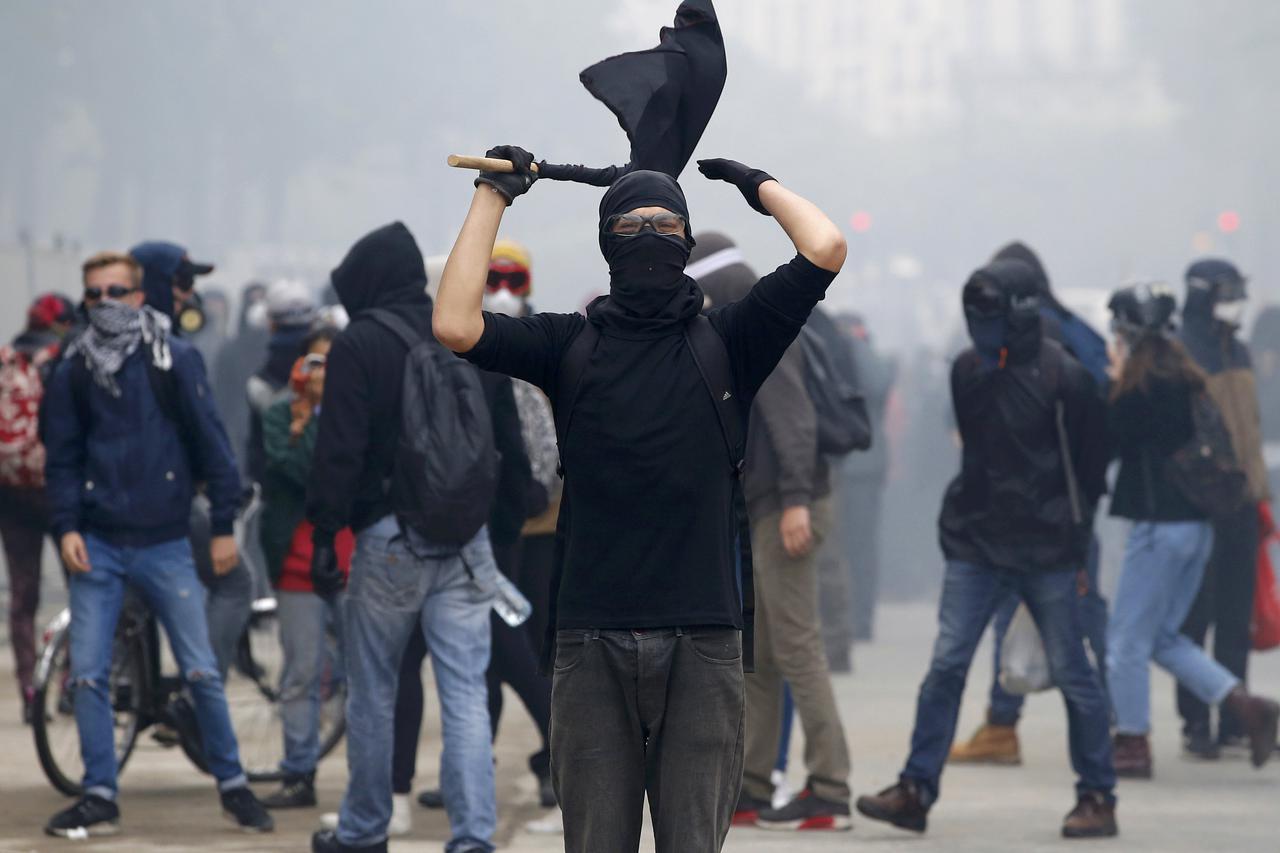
551, 627, 744, 853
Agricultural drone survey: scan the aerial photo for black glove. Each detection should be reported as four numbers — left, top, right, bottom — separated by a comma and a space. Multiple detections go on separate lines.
696, 158, 776, 215
475, 145, 537, 206
310, 540, 345, 599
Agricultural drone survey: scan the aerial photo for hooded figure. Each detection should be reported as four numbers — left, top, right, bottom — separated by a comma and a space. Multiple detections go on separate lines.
938, 259, 1107, 574
129, 240, 215, 325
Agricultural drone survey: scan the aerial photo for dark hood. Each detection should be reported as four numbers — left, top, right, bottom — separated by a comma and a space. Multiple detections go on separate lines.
330, 221, 431, 316
130, 241, 187, 319
597, 169, 693, 255
963, 258, 1043, 365
1182, 257, 1248, 372
991, 241, 1066, 315
688, 231, 755, 308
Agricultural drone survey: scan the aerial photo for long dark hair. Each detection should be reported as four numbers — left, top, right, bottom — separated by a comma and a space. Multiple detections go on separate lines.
1111, 332, 1207, 401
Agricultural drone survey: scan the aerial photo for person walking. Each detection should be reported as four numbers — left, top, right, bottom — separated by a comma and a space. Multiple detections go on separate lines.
40, 251, 272, 838
433, 146, 846, 853
855, 258, 1116, 839
1104, 282, 1279, 777
1176, 258, 1271, 757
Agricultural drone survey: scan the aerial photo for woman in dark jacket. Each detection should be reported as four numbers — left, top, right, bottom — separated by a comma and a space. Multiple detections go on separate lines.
1105, 284, 1278, 778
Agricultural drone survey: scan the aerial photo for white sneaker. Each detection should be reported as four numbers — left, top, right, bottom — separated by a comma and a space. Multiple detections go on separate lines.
389, 794, 412, 837
524, 809, 564, 835
320, 800, 411, 838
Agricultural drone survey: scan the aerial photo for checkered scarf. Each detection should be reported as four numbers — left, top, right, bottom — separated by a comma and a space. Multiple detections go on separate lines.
66, 302, 172, 396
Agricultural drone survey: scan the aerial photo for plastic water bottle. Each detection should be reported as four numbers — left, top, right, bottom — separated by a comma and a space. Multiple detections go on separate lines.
492, 573, 532, 627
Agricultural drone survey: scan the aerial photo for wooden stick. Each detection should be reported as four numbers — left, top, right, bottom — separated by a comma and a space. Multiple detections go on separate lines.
447, 154, 541, 174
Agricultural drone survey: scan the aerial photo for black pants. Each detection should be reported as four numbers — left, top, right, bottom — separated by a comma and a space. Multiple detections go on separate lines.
1178, 504, 1258, 740
552, 627, 744, 853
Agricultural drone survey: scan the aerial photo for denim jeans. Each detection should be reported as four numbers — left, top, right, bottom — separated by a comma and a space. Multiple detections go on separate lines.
70, 535, 247, 800
989, 536, 1109, 725
337, 516, 497, 852
276, 590, 345, 777
902, 561, 1114, 807
1109, 521, 1238, 735
551, 627, 744, 853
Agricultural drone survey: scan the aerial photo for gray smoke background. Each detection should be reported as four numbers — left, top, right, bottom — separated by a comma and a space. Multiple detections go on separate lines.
3, 0, 1277, 595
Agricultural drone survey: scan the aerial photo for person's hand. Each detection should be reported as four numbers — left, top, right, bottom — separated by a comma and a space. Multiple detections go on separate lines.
210, 535, 238, 576
475, 145, 538, 206
311, 541, 345, 599
779, 505, 813, 558
61, 532, 91, 574
696, 158, 777, 215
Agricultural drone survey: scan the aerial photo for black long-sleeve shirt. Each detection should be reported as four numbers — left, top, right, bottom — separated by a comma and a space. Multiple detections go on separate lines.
461, 254, 836, 630
1109, 378, 1203, 521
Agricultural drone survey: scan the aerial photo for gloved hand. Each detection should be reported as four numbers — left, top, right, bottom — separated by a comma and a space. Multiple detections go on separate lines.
475, 145, 538, 205
696, 158, 776, 215
310, 540, 345, 599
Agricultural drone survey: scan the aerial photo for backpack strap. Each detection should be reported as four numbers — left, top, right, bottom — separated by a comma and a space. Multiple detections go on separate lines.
364, 307, 421, 350
553, 321, 600, 474
683, 315, 756, 673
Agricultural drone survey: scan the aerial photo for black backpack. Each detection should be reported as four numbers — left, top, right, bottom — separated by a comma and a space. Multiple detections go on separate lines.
366, 309, 499, 548
797, 325, 871, 455
1164, 391, 1248, 518
549, 315, 756, 673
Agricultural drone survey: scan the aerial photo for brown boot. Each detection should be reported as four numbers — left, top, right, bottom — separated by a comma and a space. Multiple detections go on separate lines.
855, 781, 928, 833
948, 715, 1021, 766
1223, 687, 1280, 768
1112, 733, 1152, 779
1061, 791, 1118, 839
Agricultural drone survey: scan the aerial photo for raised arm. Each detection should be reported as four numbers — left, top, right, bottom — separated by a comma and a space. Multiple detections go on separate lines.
697, 158, 847, 273
434, 145, 538, 353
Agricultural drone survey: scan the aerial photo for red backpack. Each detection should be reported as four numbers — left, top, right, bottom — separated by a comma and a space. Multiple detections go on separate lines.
0, 342, 56, 489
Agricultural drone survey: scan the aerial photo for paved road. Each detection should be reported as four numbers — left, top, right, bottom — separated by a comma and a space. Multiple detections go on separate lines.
1, 599, 1277, 852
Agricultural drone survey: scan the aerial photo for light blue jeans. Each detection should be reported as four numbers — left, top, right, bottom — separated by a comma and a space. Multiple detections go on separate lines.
337, 516, 497, 852
1108, 521, 1239, 735
70, 535, 247, 799
276, 590, 344, 777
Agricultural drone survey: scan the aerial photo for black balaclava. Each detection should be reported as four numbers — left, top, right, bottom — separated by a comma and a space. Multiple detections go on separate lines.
589, 170, 702, 335
962, 258, 1042, 370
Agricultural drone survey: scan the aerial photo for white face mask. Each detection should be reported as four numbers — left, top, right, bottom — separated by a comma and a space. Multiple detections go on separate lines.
483, 289, 526, 317
1214, 299, 1246, 327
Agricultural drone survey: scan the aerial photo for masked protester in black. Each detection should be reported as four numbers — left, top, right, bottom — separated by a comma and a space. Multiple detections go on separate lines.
434, 146, 846, 853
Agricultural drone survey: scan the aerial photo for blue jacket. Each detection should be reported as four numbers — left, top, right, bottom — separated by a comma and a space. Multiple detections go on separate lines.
43, 338, 242, 547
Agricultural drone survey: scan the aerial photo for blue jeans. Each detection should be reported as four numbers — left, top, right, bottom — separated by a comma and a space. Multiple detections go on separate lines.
70, 535, 247, 800
989, 536, 1109, 725
337, 516, 497, 852
277, 590, 345, 777
902, 561, 1114, 807
1109, 521, 1238, 735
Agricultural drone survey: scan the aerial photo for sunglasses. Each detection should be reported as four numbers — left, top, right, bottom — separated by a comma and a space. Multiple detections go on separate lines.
486, 268, 531, 296
606, 212, 687, 237
84, 285, 140, 301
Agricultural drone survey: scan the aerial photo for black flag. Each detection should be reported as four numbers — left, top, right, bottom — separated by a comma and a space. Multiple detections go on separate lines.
540, 0, 725, 185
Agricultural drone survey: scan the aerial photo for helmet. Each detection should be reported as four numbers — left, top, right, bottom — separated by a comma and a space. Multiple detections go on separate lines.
1109, 282, 1177, 340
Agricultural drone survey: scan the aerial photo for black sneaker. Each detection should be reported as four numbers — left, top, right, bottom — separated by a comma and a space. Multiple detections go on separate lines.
537, 773, 557, 808
312, 828, 389, 852
1182, 724, 1220, 761
45, 794, 120, 838
221, 786, 275, 832
732, 790, 772, 826
261, 773, 317, 809
756, 787, 852, 831
417, 788, 444, 809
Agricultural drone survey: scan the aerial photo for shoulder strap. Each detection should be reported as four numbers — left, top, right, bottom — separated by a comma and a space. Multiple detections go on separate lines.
364, 307, 421, 350
683, 315, 756, 672
553, 322, 600, 473
146, 356, 204, 480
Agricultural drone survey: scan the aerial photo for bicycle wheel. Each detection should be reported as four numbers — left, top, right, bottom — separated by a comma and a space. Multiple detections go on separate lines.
230, 597, 346, 782
32, 610, 146, 797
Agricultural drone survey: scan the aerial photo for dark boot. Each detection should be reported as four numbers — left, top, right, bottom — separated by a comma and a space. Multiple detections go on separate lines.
1223, 687, 1280, 769
311, 829, 387, 853
261, 773, 317, 809
855, 781, 927, 834
1062, 791, 1117, 839
1182, 721, 1220, 760
1112, 734, 1152, 779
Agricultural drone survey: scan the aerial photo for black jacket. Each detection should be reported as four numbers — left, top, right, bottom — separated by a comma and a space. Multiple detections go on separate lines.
939, 266, 1108, 573
1108, 377, 1203, 521
245, 326, 310, 485
306, 222, 433, 542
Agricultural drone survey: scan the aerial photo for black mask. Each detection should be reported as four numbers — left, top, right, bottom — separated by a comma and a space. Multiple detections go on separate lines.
602, 231, 692, 317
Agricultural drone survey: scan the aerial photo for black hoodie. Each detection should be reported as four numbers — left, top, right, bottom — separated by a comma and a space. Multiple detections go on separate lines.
938, 260, 1107, 573
306, 222, 433, 540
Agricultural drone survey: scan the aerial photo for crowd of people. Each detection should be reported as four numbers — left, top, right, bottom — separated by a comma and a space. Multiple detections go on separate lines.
0, 147, 1277, 853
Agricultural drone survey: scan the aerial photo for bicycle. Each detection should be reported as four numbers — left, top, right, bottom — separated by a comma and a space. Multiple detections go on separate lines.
31, 494, 346, 796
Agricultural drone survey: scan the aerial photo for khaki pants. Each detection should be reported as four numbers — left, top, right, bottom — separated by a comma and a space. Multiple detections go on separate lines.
743, 496, 851, 803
